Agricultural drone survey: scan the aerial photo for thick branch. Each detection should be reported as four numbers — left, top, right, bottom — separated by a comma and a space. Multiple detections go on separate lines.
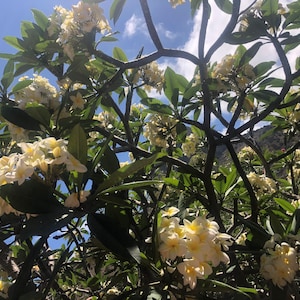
205, 0, 241, 62
139, 0, 163, 50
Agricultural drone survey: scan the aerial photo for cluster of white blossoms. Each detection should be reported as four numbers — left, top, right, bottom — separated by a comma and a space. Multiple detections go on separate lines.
132, 61, 164, 94
237, 146, 257, 161
0, 137, 87, 187
247, 172, 277, 196
48, 1, 110, 59
182, 133, 200, 158
260, 235, 299, 288
144, 114, 177, 148
14, 75, 59, 110
212, 54, 256, 93
289, 103, 300, 125
158, 207, 232, 289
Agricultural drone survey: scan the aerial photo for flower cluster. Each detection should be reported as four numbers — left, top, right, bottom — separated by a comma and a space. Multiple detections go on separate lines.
132, 61, 164, 94
182, 133, 200, 158
289, 103, 300, 125
260, 236, 298, 288
0, 137, 87, 186
212, 54, 256, 93
144, 114, 177, 148
14, 75, 59, 110
158, 207, 232, 289
48, 1, 110, 59
247, 172, 277, 196
238, 146, 257, 161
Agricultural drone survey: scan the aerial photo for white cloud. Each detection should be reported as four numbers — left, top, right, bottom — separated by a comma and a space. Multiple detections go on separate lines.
123, 14, 147, 38
156, 23, 177, 40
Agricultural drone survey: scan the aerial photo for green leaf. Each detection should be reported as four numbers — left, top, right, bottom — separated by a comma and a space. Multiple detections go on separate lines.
1, 106, 41, 130
25, 104, 51, 128
274, 198, 295, 214
290, 209, 300, 235
250, 90, 279, 104
11, 79, 33, 93
3, 36, 25, 51
95, 152, 165, 193
214, 0, 232, 14
100, 180, 163, 194
113, 46, 128, 62
253, 61, 275, 77
164, 67, 188, 104
88, 213, 141, 263
110, 0, 127, 24
208, 280, 252, 299
0, 180, 61, 214
268, 210, 285, 236
190, 0, 203, 17
1, 60, 14, 90
239, 42, 263, 67
31, 9, 49, 31
100, 145, 120, 174
68, 123, 87, 166
261, 0, 278, 17
141, 98, 173, 115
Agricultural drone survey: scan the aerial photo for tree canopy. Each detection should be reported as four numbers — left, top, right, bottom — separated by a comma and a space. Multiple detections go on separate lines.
0, 0, 299, 299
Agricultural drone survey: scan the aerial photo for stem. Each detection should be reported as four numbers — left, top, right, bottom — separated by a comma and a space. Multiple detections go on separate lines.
139, 0, 163, 50
226, 142, 258, 222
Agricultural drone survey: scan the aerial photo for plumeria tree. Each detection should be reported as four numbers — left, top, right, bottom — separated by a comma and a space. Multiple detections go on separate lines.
0, 0, 299, 299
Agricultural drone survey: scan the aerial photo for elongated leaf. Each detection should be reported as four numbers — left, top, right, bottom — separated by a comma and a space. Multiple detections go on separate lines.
88, 213, 141, 263
164, 67, 188, 104
25, 104, 51, 128
113, 46, 128, 62
11, 79, 33, 93
0, 180, 61, 214
253, 61, 275, 77
68, 123, 87, 165
191, 0, 202, 17
239, 42, 262, 67
274, 198, 295, 214
3, 36, 24, 51
100, 180, 163, 194
208, 280, 252, 298
31, 9, 49, 31
95, 152, 164, 193
1, 106, 41, 130
214, 0, 232, 14
110, 0, 127, 24
261, 0, 278, 17
290, 209, 300, 235
1, 60, 14, 90
268, 210, 285, 236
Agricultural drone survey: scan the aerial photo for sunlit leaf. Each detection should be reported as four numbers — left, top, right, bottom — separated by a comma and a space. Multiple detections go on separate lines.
100, 180, 163, 194
95, 152, 165, 193
110, 0, 127, 24
68, 123, 87, 166
31, 9, 49, 31
113, 46, 128, 62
